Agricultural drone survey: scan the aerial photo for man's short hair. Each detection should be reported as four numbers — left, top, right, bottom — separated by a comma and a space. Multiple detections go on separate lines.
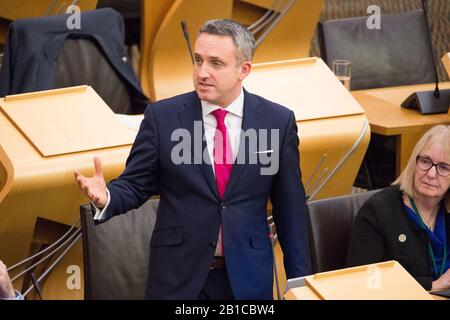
198, 19, 255, 64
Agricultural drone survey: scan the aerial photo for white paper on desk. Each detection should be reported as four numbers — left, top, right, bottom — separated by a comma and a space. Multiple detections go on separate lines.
115, 114, 144, 132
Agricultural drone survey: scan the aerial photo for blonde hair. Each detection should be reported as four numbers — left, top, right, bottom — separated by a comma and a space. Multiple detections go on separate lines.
393, 125, 450, 211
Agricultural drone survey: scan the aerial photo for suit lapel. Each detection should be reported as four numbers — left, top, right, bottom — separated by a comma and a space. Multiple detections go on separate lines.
178, 93, 220, 200
223, 90, 265, 200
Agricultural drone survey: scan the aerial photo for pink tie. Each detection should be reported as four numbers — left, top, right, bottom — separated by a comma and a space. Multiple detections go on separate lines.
211, 109, 233, 257
212, 109, 233, 198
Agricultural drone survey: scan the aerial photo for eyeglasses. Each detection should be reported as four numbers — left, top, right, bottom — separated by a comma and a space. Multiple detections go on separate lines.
416, 155, 450, 177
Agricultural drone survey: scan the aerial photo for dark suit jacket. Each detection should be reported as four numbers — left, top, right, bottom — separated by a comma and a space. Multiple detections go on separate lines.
103, 89, 311, 299
0, 8, 148, 113
347, 185, 450, 290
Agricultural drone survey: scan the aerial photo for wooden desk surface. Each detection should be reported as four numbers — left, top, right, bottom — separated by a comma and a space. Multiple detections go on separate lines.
284, 287, 445, 300
352, 82, 450, 136
352, 82, 450, 173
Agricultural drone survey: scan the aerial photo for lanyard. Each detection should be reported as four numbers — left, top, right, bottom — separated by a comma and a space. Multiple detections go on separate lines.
409, 196, 447, 278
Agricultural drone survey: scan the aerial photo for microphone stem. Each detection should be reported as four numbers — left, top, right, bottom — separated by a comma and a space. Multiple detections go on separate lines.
181, 21, 194, 65
421, 0, 440, 98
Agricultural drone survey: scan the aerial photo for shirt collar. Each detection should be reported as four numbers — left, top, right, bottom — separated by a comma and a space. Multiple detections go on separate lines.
201, 88, 244, 118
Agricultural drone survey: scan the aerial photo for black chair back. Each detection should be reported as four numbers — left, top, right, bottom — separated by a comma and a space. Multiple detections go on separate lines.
318, 10, 435, 90
306, 190, 381, 274
80, 198, 158, 300
54, 37, 134, 114
0, 8, 149, 114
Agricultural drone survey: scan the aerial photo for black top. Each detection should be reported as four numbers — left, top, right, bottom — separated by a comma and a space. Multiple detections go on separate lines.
347, 185, 450, 290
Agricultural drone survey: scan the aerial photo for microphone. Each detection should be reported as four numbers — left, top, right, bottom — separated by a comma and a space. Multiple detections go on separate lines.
401, 0, 450, 114
181, 20, 194, 65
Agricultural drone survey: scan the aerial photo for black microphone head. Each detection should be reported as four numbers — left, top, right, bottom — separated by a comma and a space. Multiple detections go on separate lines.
420, 0, 440, 90
180, 20, 194, 65
181, 20, 188, 34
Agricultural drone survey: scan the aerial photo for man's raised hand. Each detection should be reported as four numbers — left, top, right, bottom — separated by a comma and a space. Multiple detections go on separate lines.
74, 156, 107, 208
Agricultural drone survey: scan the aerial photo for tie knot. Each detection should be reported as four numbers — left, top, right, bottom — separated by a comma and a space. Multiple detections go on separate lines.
212, 109, 228, 124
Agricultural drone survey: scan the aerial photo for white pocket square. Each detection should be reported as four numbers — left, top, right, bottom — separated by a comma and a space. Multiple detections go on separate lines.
253, 150, 274, 154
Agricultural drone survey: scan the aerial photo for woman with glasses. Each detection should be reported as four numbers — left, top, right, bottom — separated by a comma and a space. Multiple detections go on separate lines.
347, 125, 450, 291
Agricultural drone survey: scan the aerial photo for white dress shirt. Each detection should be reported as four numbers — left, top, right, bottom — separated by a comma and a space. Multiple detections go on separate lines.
0, 290, 24, 300
201, 89, 244, 173
92, 89, 245, 223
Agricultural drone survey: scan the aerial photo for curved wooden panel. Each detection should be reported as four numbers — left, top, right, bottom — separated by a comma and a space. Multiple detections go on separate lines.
299, 115, 370, 200
252, 0, 324, 63
240, 0, 274, 8
139, 0, 176, 98
0, 87, 134, 299
0, 145, 13, 204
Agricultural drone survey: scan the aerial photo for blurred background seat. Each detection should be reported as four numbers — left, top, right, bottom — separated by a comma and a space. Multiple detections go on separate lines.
0, 0, 99, 68
80, 198, 158, 300
317, 9, 436, 189
97, 0, 141, 47
307, 189, 381, 274
0, 8, 149, 114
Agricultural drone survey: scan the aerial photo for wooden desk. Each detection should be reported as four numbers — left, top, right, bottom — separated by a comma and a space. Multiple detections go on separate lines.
443, 53, 450, 77
285, 287, 444, 300
352, 82, 450, 174
284, 261, 436, 300
0, 86, 135, 299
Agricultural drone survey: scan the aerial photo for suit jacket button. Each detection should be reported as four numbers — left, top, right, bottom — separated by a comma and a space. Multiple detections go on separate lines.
210, 241, 216, 248
220, 203, 226, 210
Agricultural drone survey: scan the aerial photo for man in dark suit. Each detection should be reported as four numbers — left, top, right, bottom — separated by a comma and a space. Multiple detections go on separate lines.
75, 19, 310, 300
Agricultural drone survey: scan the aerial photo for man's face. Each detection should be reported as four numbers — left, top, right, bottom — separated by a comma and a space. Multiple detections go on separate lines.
193, 33, 251, 107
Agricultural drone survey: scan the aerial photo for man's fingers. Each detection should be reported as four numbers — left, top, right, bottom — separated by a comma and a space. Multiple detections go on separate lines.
74, 174, 93, 195
93, 156, 103, 178
80, 181, 88, 190
75, 159, 104, 202
74, 170, 88, 185
75, 174, 86, 188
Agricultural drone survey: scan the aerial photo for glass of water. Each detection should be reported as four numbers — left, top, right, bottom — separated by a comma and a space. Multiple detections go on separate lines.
332, 59, 351, 90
